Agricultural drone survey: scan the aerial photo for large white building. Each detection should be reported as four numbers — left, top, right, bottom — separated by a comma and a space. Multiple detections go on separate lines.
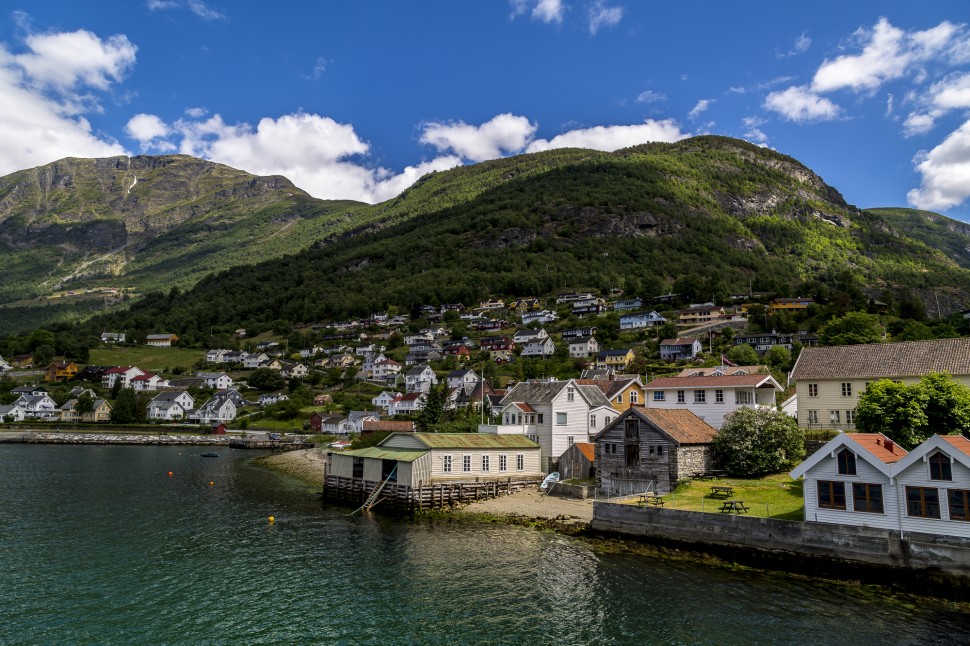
641, 373, 782, 429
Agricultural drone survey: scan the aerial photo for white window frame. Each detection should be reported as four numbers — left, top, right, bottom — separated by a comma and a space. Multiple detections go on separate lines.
516, 454, 524, 470
481, 455, 490, 472
556, 412, 567, 425
499, 454, 508, 472
443, 455, 453, 473
462, 454, 472, 472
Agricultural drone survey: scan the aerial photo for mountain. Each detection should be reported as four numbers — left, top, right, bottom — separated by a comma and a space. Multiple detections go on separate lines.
0, 154, 367, 332
81, 135, 970, 342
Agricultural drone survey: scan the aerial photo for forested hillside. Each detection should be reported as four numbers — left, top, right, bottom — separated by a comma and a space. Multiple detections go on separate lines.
79, 136, 970, 341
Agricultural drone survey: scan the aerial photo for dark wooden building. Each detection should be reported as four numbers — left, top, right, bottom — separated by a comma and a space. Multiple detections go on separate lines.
593, 407, 716, 495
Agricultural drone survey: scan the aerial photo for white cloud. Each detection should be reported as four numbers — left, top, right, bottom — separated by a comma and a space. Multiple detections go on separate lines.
688, 99, 712, 120
636, 90, 666, 103
309, 56, 327, 80
903, 112, 939, 137
147, 0, 225, 20
785, 32, 811, 57
812, 18, 960, 93
764, 86, 841, 123
125, 113, 174, 151
14, 30, 136, 94
931, 72, 970, 110
525, 119, 688, 153
908, 119, 970, 211
588, 2, 622, 35
420, 113, 537, 162
0, 31, 131, 176
510, 0, 564, 25
184, 106, 207, 118
742, 116, 769, 145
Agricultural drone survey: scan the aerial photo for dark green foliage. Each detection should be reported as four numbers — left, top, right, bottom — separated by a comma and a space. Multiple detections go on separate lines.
32, 345, 54, 367
417, 384, 445, 433
75, 393, 95, 417
248, 368, 285, 392
713, 407, 805, 477
727, 344, 759, 366
855, 373, 970, 448
817, 312, 884, 346
110, 389, 146, 424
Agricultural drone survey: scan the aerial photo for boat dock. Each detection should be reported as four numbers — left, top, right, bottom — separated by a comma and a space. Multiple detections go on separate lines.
322, 475, 541, 513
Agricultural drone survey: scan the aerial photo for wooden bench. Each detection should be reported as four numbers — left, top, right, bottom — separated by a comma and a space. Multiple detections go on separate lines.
710, 485, 734, 498
719, 500, 750, 514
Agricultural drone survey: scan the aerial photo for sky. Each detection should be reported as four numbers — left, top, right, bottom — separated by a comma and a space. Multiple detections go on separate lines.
4, 2, 970, 219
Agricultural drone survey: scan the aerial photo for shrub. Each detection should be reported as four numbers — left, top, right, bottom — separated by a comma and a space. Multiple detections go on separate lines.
713, 407, 804, 477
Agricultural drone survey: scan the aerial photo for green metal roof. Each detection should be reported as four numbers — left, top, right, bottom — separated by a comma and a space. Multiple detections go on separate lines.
340, 446, 427, 462
409, 433, 541, 450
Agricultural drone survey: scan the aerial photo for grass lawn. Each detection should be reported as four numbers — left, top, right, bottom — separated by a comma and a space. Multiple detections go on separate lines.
89, 346, 202, 371
633, 474, 804, 520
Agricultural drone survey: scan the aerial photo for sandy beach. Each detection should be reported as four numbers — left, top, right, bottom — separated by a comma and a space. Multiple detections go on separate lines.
260, 448, 593, 527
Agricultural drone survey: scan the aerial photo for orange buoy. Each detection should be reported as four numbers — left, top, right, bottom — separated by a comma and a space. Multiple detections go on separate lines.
209, 481, 214, 486
167, 471, 173, 477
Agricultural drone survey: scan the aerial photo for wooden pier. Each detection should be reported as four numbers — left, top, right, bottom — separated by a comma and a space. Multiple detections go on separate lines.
322, 475, 541, 513
228, 438, 313, 451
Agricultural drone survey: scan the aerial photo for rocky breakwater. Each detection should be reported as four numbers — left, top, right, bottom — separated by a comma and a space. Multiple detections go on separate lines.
25, 433, 231, 446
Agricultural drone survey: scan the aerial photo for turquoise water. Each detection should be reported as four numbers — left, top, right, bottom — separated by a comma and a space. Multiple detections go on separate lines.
0, 444, 968, 645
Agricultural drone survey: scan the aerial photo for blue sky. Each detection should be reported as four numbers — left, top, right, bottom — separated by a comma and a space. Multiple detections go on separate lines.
4, 2, 970, 219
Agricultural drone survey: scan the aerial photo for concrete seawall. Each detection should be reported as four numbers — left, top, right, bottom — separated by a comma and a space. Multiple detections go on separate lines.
592, 502, 970, 579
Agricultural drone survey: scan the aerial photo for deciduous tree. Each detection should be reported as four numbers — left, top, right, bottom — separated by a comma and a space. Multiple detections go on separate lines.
713, 407, 804, 477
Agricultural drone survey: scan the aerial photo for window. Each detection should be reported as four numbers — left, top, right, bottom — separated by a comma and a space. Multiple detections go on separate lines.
556, 412, 567, 426
615, 394, 624, 404
653, 391, 665, 401
516, 454, 524, 471
808, 410, 819, 424
631, 391, 639, 405
567, 436, 575, 446
499, 454, 508, 472
715, 389, 724, 404
527, 434, 538, 444
808, 383, 818, 397
463, 455, 472, 472
948, 490, 970, 521
567, 387, 575, 402
537, 414, 544, 424
930, 453, 953, 481
604, 416, 612, 427
736, 390, 752, 405
852, 483, 883, 513
845, 409, 855, 425
830, 410, 841, 424
836, 449, 857, 475
841, 382, 852, 397
649, 445, 655, 455
817, 481, 846, 510
481, 455, 490, 472
677, 390, 685, 404
657, 445, 664, 456
624, 419, 639, 441
694, 390, 706, 404
906, 486, 941, 518
589, 415, 596, 428
443, 455, 453, 473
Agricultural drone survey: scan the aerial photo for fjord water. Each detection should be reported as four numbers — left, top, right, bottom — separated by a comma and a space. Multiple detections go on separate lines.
1, 446, 967, 646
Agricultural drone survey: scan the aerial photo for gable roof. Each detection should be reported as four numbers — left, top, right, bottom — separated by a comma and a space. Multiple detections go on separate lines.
892, 434, 970, 475
501, 379, 613, 409
789, 432, 907, 479
791, 338, 970, 380
661, 337, 699, 346
574, 442, 595, 462
594, 407, 716, 445
402, 432, 540, 450
676, 365, 768, 377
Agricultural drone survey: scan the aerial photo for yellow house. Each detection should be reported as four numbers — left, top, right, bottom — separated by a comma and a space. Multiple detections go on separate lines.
46, 361, 79, 382
595, 348, 635, 370
578, 377, 646, 412
768, 297, 814, 313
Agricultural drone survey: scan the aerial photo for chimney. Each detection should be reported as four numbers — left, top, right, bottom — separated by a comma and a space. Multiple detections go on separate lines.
884, 438, 895, 453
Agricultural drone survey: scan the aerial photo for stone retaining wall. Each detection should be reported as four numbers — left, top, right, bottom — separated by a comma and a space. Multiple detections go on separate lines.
25, 433, 230, 446
592, 502, 970, 578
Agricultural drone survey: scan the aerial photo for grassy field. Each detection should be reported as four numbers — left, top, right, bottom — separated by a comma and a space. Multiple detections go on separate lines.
630, 474, 804, 521
89, 346, 202, 371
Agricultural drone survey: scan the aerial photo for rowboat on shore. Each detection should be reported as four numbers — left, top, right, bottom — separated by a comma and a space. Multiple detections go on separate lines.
540, 472, 560, 490
200, 453, 219, 458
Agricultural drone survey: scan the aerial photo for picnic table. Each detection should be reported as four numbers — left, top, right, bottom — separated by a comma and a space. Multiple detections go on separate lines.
719, 500, 750, 514
696, 470, 726, 481
710, 485, 734, 498
638, 494, 665, 507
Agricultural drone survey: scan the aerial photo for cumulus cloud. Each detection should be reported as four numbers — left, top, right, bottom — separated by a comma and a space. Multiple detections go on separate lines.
14, 30, 136, 94
525, 119, 688, 153
588, 2, 622, 35
0, 30, 132, 175
764, 86, 841, 123
636, 90, 666, 103
742, 116, 769, 146
420, 113, 537, 162
126, 113, 174, 151
688, 99, 712, 120
510, 0, 564, 24
908, 119, 970, 210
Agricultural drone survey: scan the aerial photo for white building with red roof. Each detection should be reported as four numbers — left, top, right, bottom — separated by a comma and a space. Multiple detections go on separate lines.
101, 366, 146, 389
642, 373, 783, 428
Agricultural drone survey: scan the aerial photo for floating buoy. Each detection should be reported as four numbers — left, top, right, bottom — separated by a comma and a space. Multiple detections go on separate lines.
209, 481, 214, 486
167, 471, 173, 477
268, 516, 275, 524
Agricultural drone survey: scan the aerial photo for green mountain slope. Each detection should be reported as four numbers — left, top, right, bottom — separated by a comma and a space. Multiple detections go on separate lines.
90, 136, 970, 340
0, 155, 369, 331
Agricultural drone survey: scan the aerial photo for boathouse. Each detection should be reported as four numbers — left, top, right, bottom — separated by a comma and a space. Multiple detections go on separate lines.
324, 432, 543, 511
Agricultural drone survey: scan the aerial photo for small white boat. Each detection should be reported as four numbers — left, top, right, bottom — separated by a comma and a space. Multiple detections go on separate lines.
540, 472, 560, 490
